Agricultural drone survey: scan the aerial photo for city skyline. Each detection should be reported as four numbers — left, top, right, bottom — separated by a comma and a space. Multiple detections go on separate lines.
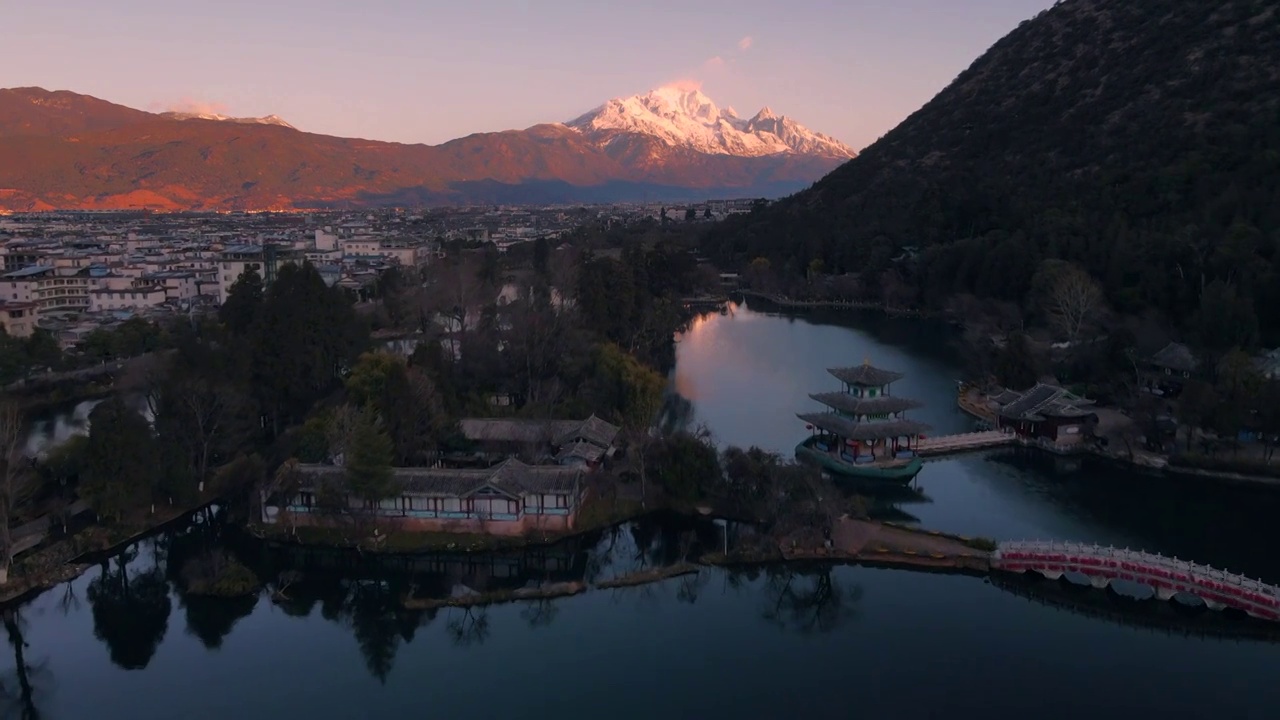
9, 0, 1054, 150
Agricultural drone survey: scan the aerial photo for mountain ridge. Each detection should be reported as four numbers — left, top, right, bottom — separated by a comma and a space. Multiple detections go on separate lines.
0, 86, 851, 211
565, 86, 855, 159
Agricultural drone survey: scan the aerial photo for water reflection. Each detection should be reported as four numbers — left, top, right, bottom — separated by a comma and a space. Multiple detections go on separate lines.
22, 394, 151, 458
0, 608, 52, 720
759, 566, 862, 636
989, 574, 1280, 644
86, 543, 171, 670
982, 450, 1280, 582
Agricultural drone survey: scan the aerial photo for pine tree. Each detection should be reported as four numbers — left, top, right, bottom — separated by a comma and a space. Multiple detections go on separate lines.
219, 266, 264, 337
344, 408, 397, 508
81, 397, 159, 521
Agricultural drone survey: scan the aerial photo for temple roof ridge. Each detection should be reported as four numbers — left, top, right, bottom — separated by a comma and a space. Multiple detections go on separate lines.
827, 363, 905, 387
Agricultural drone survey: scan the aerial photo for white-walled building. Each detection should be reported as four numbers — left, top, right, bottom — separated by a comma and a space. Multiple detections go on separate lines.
2, 266, 92, 314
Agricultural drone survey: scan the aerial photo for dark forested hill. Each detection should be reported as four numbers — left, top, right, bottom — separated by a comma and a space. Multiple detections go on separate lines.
707, 0, 1280, 342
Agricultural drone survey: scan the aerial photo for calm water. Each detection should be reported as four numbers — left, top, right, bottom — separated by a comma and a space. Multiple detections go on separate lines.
5, 301, 1280, 720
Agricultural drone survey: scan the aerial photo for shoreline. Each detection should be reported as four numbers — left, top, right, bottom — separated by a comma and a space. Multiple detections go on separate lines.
0, 499, 219, 607
733, 290, 940, 319
953, 394, 1280, 488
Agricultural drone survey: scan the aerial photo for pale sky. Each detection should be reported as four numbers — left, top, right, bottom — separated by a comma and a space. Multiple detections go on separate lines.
5, 0, 1054, 150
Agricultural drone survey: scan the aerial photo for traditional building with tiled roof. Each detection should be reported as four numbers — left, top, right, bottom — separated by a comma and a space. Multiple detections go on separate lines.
260, 458, 587, 536
795, 359, 930, 482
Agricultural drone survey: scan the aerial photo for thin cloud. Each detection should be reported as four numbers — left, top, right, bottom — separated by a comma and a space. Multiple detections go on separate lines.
738, 35, 754, 51
703, 55, 726, 70
666, 78, 704, 92
160, 98, 229, 116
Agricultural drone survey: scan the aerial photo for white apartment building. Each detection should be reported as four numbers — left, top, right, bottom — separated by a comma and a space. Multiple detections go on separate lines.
339, 236, 430, 266
89, 282, 167, 312
2, 266, 92, 314
215, 244, 300, 302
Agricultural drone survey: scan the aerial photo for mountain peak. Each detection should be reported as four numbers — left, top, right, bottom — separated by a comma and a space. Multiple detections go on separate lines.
158, 111, 295, 129
566, 87, 854, 159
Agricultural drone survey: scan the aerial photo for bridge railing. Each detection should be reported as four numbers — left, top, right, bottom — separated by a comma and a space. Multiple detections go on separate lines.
994, 540, 1280, 598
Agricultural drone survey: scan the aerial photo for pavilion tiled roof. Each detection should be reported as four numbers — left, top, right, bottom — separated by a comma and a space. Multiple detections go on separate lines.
297, 458, 582, 498
997, 383, 1095, 422
827, 363, 905, 387
460, 415, 619, 449
798, 412, 930, 441
809, 393, 922, 416
1149, 342, 1199, 373
553, 414, 620, 449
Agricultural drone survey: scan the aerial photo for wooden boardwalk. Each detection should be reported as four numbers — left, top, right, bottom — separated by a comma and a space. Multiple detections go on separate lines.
916, 430, 1015, 456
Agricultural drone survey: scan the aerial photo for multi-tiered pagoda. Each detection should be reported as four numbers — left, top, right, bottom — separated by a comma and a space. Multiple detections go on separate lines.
795, 360, 931, 481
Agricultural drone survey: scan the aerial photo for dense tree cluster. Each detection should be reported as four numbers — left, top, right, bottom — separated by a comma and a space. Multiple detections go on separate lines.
64, 262, 369, 521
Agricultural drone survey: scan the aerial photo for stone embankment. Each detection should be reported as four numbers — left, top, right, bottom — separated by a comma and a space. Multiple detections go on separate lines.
403, 581, 588, 610
392, 519, 994, 610
0, 499, 219, 607
703, 518, 992, 574
734, 290, 935, 318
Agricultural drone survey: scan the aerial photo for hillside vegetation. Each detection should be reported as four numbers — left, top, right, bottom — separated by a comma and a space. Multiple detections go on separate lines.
707, 0, 1280, 343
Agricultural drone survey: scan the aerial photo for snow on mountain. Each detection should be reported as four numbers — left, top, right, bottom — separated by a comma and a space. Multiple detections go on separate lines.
565, 86, 854, 159
159, 112, 295, 129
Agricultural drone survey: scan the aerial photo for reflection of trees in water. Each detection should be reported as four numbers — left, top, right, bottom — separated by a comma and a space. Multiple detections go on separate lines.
675, 570, 709, 605
0, 610, 52, 720
520, 598, 559, 628
760, 566, 861, 636
57, 581, 81, 616
271, 572, 432, 682
657, 392, 695, 435
86, 545, 172, 670
446, 607, 490, 647
182, 594, 259, 649
348, 580, 407, 683
164, 515, 258, 649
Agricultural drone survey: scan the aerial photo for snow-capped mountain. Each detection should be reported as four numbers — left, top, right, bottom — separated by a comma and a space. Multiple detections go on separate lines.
159, 111, 295, 129
566, 86, 855, 159
0, 86, 854, 212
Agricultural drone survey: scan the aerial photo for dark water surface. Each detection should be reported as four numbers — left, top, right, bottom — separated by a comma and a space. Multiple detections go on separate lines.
5, 301, 1279, 720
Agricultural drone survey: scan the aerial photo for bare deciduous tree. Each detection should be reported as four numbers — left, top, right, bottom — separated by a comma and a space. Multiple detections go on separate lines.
1043, 263, 1106, 345
325, 404, 363, 465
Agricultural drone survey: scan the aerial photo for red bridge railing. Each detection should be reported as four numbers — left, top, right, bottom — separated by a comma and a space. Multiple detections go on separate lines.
992, 540, 1280, 621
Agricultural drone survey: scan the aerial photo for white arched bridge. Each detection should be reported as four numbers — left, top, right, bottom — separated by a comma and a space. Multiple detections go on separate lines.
992, 541, 1280, 622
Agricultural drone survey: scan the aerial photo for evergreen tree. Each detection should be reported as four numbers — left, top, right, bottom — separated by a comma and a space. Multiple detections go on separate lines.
533, 236, 551, 276
250, 262, 366, 433
22, 329, 61, 371
82, 397, 159, 521
219, 267, 264, 337
344, 408, 397, 508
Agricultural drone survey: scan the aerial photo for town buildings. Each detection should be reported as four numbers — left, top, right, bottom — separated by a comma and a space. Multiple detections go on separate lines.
0, 202, 717, 347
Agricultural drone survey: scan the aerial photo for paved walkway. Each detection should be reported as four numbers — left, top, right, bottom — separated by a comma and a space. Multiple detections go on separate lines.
830, 518, 982, 557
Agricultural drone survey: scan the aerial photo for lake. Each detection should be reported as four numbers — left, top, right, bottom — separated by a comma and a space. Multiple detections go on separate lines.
5, 300, 1280, 719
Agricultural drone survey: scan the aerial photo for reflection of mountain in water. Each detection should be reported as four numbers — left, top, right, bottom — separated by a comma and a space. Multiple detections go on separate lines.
990, 573, 1280, 644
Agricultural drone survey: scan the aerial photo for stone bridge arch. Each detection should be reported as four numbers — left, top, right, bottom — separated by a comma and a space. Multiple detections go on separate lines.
992, 541, 1280, 622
